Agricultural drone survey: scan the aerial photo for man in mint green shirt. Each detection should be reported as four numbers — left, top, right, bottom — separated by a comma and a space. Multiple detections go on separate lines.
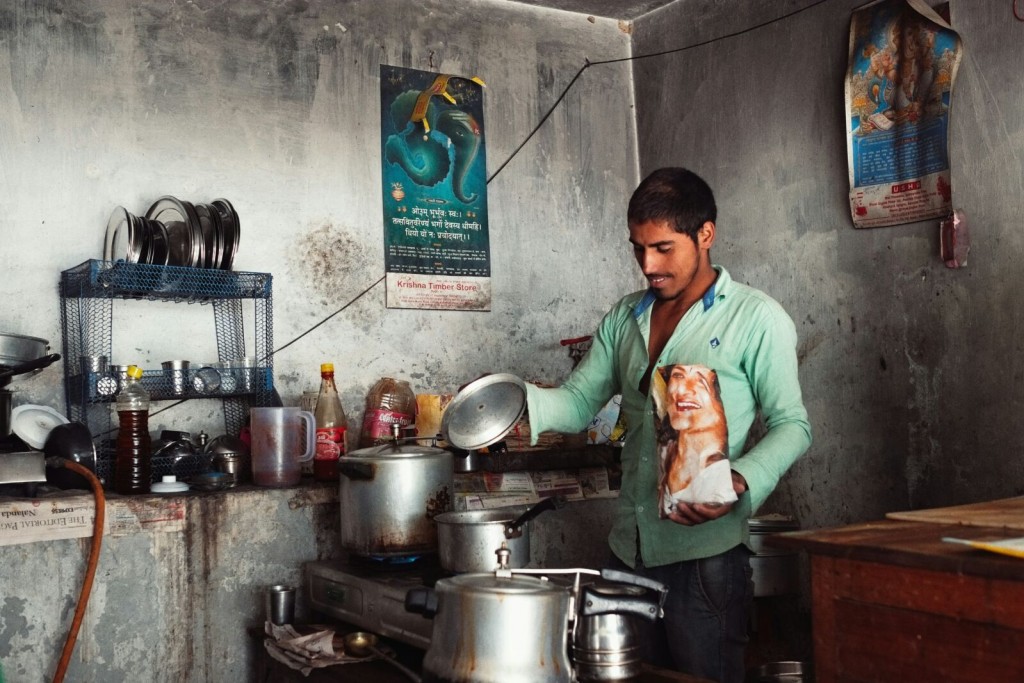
526, 168, 811, 683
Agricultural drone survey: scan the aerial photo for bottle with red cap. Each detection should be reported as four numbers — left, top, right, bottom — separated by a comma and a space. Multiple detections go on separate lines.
313, 363, 346, 482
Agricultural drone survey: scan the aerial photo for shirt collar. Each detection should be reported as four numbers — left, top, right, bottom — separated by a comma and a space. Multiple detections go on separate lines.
632, 266, 728, 319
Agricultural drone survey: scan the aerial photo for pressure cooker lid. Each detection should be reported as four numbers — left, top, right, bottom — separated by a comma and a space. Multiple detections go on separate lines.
441, 373, 527, 451
442, 572, 567, 596
344, 441, 450, 459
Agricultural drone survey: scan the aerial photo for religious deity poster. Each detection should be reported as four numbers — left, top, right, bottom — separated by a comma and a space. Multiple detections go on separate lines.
379, 65, 491, 310
845, 0, 962, 228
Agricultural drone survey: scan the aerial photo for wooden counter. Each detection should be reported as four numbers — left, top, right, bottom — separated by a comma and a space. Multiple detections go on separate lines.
774, 517, 1024, 683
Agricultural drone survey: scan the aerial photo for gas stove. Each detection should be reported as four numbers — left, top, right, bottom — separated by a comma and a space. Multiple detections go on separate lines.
306, 556, 446, 650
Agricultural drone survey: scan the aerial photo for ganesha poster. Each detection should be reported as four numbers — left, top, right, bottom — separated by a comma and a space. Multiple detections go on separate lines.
380, 65, 491, 310
651, 364, 737, 517
845, 0, 961, 229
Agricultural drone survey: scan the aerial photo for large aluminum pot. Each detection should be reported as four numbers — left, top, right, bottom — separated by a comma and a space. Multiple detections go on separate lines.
0, 333, 48, 368
413, 573, 575, 683
749, 516, 801, 597
434, 507, 532, 573
338, 441, 453, 557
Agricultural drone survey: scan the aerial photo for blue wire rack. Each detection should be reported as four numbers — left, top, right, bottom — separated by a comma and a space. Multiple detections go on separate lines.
59, 259, 274, 486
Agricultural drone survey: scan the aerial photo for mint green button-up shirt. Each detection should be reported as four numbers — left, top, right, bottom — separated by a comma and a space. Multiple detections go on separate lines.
525, 266, 812, 568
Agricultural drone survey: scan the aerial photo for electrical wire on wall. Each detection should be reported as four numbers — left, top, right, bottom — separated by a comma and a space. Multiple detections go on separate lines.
254, 0, 836, 373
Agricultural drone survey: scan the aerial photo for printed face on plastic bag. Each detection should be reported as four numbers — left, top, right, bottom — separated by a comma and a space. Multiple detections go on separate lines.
652, 364, 737, 516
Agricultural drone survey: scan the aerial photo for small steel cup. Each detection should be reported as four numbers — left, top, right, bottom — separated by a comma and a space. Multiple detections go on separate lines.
230, 356, 257, 393
162, 360, 190, 396
110, 364, 130, 393
266, 584, 295, 625
213, 361, 237, 393
212, 451, 247, 486
79, 355, 108, 399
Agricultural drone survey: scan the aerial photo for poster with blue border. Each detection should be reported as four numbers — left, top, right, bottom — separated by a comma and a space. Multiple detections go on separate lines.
845, 0, 961, 228
380, 65, 491, 310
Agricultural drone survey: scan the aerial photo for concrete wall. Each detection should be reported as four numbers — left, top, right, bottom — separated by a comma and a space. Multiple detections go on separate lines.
1, 487, 341, 683
0, 0, 640, 429
631, 0, 1024, 529
0, 486, 615, 682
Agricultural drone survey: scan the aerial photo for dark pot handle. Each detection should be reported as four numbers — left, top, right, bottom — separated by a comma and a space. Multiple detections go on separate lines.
578, 585, 662, 622
404, 587, 438, 618
600, 568, 669, 596
338, 461, 375, 481
504, 495, 565, 539
0, 353, 61, 383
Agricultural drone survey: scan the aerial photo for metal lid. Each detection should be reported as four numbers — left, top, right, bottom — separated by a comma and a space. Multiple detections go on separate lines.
434, 506, 528, 527
441, 572, 568, 596
749, 515, 799, 532
344, 440, 450, 460
441, 373, 527, 451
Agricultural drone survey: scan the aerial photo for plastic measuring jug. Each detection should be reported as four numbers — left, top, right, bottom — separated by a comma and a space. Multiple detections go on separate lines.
250, 407, 316, 487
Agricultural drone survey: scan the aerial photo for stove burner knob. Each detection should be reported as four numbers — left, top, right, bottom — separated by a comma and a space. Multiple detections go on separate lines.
404, 587, 438, 617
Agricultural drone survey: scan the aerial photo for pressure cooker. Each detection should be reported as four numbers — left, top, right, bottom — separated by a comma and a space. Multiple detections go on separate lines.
338, 429, 453, 558
405, 558, 668, 683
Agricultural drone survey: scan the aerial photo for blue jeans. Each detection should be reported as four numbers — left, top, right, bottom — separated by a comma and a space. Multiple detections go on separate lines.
608, 544, 754, 683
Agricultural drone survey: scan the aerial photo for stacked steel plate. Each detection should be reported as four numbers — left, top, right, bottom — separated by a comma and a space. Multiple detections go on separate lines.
103, 196, 240, 270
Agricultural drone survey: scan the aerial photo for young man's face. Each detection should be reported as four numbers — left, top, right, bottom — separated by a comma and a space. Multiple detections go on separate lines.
628, 218, 715, 302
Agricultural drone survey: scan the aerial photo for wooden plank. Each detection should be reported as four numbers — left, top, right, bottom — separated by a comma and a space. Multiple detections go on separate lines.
886, 496, 1024, 530
829, 557, 1024, 630
773, 521, 1024, 582
809, 555, 1024, 683
811, 557, 840, 683
832, 598, 1024, 682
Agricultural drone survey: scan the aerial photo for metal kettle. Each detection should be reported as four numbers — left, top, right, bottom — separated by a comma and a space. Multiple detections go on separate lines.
572, 583, 650, 681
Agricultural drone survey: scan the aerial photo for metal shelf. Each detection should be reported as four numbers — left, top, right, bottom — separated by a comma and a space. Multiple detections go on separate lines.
59, 259, 274, 485
60, 259, 272, 302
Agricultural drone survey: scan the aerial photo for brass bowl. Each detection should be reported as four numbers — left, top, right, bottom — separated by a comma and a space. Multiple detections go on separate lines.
343, 631, 378, 658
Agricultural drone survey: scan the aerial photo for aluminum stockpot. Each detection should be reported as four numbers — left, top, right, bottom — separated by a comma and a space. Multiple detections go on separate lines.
749, 516, 801, 597
0, 333, 48, 368
338, 441, 453, 557
417, 573, 574, 683
434, 507, 531, 573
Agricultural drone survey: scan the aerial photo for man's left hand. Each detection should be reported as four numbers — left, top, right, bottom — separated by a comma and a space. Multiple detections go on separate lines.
666, 471, 748, 526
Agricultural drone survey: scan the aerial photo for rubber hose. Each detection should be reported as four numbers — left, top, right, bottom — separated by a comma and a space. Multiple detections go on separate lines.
46, 458, 105, 683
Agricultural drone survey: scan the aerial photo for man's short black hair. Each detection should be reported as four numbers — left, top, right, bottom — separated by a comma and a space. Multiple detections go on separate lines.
627, 167, 717, 242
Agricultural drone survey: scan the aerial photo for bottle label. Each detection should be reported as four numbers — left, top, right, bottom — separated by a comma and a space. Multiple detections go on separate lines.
362, 409, 415, 440
315, 426, 346, 461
